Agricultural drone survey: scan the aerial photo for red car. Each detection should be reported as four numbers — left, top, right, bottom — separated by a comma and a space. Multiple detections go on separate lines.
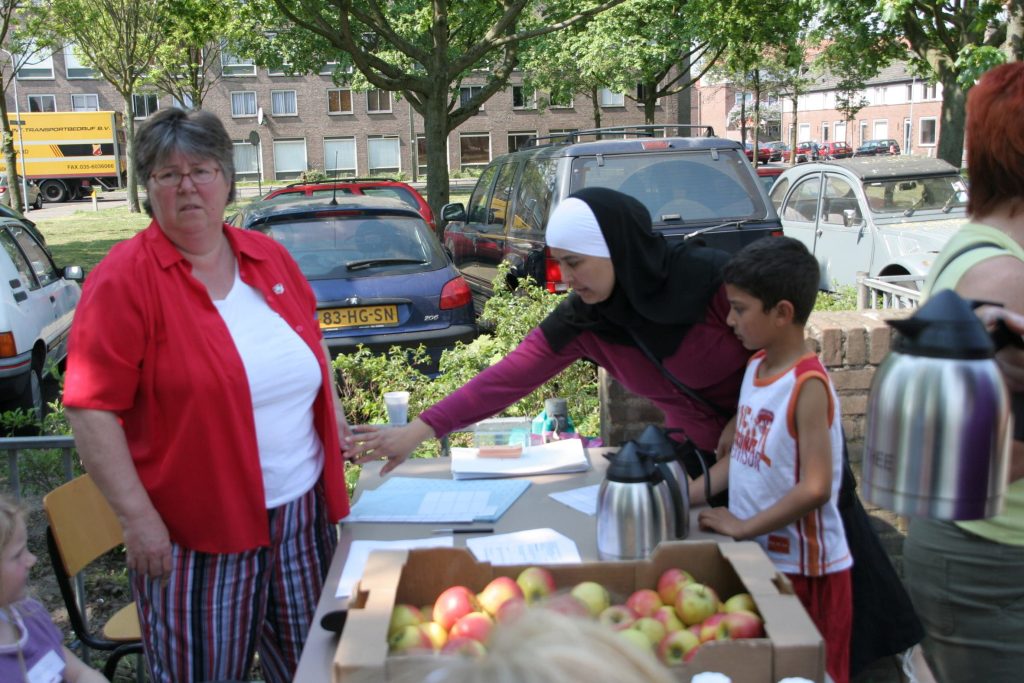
259, 178, 437, 233
743, 142, 772, 164
819, 141, 853, 159
755, 164, 785, 193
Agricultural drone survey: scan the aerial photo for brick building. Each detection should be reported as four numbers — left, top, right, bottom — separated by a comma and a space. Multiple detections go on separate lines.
693, 61, 945, 158
3, 46, 685, 182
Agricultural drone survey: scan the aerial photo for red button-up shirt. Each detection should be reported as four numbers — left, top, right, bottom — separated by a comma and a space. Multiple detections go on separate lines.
64, 222, 350, 553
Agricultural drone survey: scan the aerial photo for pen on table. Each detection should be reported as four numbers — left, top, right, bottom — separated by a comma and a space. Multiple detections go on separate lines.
431, 527, 495, 535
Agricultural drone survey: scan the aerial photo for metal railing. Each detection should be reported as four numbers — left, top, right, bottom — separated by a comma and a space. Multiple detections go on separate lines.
856, 272, 924, 310
1, 434, 78, 500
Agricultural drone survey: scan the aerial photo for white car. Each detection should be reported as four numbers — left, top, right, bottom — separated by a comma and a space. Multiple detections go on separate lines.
0, 174, 44, 211
769, 157, 969, 290
0, 216, 82, 420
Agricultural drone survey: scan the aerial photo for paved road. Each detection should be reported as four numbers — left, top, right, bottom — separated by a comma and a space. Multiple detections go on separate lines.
22, 184, 278, 221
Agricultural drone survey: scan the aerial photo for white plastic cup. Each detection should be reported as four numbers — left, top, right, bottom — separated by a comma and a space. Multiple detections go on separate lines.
383, 391, 410, 425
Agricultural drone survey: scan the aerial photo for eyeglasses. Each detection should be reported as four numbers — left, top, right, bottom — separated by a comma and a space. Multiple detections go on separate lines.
151, 166, 221, 187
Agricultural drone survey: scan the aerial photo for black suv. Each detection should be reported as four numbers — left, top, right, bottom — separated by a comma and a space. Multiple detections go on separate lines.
854, 139, 901, 156
441, 125, 782, 312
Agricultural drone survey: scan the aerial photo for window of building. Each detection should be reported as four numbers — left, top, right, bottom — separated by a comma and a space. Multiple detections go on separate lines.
873, 120, 889, 139
231, 91, 257, 118
922, 83, 938, 100
221, 49, 256, 77
548, 128, 574, 143
549, 92, 573, 108
919, 117, 937, 146
367, 136, 400, 174
512, 85, 536, 109
319, 61, 339, 76
599, 89, 625, 107
415, 135, 428, 177
267, 63, 294, 76
821, 122, 829, 142
28, 95, 56, 112
906, 83, 913, 101
835, 121, 846, 143
324, 137, 357, 176
460, 86, 484, 111
327, 88, 353, 114
271, 90, 297, 117
173, 93, 194, 110
16, 43, 53, 79
233, 141, 260, 180
367, 89, 392, 113
133, 93, 159, 119
798, 123, 811, 140
459, 133, 490, 170
272, 139, 307, 180
63, 44, 95, 79
71, 93, 99, 111
508, 131, 536, 154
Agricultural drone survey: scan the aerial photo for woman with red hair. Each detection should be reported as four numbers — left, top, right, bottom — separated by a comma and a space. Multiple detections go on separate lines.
904, 61, 1024, 682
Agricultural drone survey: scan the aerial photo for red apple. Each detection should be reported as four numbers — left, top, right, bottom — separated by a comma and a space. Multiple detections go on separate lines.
516, 566, 556, 604
570, 580, 610, 617
418, 621, 448, 650
698, 612, 729, 642
477, 576, 524, 617
656, 567, 695, 605
387, 623, 432, 653
449, 611, 494, 643
598, 604, 638, 631
543, 592, 591, 619
675, 582, 720, 626
494, 595, 527, 623
433, 585, 480, 631
388, 603, 424, 637
683, 643, 702, 662
657, 628, 700, 665
625, 588, 664, 618
631, 616, 667, 645
722, 592, 759, 616
652, 605, 684, 633
716, 610, 765, 640
441, 636, 487, 658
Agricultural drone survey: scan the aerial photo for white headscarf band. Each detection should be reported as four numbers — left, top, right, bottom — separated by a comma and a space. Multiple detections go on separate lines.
544, 197, 611, 258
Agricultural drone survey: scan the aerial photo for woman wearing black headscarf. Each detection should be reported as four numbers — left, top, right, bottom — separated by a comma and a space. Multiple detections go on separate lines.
346, 187, 750, 473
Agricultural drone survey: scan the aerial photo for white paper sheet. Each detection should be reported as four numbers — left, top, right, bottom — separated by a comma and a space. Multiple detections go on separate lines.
336, 537, 454, 598
549, 484, 600, 516
450, 438, 590, 479
465, 528, 582, 565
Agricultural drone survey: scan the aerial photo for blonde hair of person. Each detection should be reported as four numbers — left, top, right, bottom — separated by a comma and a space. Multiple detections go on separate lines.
0, 494, 26, 613
402, 607, 676, 683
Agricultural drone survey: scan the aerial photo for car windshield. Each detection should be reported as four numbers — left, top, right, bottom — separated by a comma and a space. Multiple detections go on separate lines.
570, 149, 765, 223
862, 175, 968, 215
254, 214, 438, 279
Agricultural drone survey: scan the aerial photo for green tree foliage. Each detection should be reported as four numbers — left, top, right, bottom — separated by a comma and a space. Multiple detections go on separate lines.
38, 0, 165, 212
143, 0, 235, 110
227, 0, 627, 219
0, 0, 44, 213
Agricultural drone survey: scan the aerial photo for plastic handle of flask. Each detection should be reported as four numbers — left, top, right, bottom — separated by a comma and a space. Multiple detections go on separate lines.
655, 460, 686, 539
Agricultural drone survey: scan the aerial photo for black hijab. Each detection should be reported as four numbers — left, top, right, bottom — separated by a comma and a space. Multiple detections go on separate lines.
538, 187, 729, 358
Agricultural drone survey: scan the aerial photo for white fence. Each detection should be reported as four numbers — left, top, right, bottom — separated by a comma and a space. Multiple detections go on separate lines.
856, 272, 924, 310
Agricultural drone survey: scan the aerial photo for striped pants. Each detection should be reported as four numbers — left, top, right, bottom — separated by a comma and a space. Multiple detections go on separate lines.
131, 484, 338, 683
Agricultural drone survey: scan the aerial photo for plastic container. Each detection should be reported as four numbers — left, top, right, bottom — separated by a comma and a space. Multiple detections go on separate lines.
473, 417, 532, 449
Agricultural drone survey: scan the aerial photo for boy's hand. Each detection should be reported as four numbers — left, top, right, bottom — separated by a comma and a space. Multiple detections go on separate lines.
698, 507, 747, 540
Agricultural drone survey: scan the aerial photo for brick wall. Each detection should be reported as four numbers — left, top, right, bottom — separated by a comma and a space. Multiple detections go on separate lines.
599, 309, 911, 445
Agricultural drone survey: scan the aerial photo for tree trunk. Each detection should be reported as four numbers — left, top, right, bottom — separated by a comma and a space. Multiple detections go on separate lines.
0, 93, 23, 212
421, 91, 451, 219
643, 80, 656, 124
752, 75, 761, 168
739, 95, 747, 145
1005, 0, 1023, 61
789, 94, 799, 167
936, 69, 967, 168
591, 85, 601, 129
123, 94, 140, 212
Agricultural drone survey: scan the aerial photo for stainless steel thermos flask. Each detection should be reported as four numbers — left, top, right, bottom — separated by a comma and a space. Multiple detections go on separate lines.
863, 289, 1012, 520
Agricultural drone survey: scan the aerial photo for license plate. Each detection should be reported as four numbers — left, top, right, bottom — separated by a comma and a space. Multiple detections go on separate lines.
318, 305, 399, 329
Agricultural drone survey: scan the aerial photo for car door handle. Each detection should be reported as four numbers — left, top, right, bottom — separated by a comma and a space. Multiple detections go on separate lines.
50, 295, 56, 303
14, 291, 27, 303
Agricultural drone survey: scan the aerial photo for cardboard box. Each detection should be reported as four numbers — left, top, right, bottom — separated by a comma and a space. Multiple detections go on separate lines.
332, 541, 825, 683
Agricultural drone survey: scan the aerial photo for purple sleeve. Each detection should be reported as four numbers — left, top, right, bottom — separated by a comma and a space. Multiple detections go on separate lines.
419, 327, 581, 437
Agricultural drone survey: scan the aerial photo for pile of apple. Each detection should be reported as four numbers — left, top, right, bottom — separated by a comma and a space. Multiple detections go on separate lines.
387, 565, 765, 665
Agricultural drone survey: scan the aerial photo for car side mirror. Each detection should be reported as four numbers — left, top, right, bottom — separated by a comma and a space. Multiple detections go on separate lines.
441, 202, 466, 224
64, 265, 84, 281
842, 209, 864, 228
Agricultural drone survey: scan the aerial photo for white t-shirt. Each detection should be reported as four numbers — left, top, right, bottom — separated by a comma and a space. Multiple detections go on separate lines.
728, 351, 852, 577
214, 266, 324, 508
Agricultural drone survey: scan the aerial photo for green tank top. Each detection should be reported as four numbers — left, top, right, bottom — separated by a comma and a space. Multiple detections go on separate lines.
924, 223, 1024, 546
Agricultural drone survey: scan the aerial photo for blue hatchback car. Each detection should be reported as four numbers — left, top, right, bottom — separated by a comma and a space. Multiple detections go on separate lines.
231, 196, 477, 374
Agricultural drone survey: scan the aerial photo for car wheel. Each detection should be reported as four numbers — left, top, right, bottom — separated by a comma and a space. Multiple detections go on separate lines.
33, 194, 43, 210
40, 180, 68, 203
17, 363, 44, 424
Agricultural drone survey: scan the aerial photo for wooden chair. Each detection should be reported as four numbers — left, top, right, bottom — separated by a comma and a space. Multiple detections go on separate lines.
43, 473, 144, 680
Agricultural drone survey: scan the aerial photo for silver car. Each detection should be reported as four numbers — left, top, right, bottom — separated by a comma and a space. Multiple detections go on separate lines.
769, 157, 968, 290
0, 174, 43, 210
